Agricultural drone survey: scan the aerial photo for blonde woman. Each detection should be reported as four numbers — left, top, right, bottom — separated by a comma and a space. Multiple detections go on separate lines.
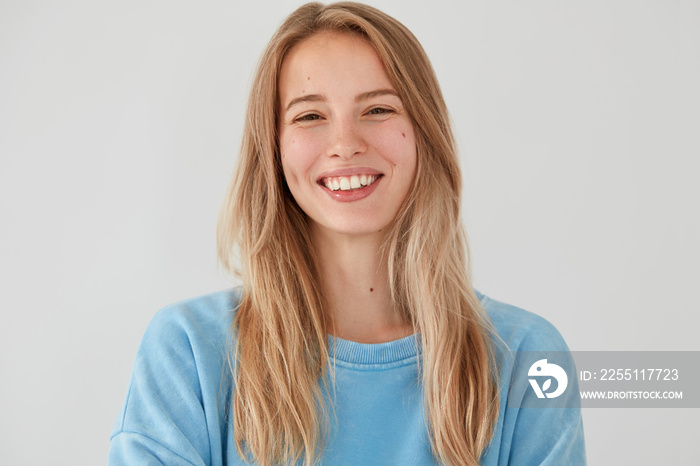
109, 2, 585, 465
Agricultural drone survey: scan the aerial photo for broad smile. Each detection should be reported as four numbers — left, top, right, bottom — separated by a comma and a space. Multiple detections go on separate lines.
316, 170, 384, 202
319, 174, 381, 191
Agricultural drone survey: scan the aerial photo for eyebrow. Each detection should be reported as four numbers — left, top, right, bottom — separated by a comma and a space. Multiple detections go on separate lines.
355, 89, 399, 102
284, 88, 399, 112
285, 94, 326, 112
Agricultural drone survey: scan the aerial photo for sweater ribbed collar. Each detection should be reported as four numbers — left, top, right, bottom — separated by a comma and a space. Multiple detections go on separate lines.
327, 334, 420, 365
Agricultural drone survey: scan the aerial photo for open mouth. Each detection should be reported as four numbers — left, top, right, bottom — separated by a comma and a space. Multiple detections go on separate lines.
319, 174, 382, 192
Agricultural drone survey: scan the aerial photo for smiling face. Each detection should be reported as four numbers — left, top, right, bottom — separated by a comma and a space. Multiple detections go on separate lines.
278, 32, 417, 242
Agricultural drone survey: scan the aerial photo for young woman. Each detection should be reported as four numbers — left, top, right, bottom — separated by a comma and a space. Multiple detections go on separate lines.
109, 3, 585, 465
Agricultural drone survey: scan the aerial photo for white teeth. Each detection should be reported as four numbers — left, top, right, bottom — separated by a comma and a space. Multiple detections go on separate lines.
323, 175, 379, 191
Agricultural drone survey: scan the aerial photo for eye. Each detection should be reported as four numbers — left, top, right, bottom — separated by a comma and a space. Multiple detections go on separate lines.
367, 107, 393, 115
294, 113, 322, 122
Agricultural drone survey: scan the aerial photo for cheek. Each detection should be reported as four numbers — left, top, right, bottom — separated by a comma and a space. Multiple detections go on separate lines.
280, 131, 322, 185
367, 123, 417, 170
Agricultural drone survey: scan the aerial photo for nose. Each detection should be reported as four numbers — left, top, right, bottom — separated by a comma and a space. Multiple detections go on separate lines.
327, 117, 366, 159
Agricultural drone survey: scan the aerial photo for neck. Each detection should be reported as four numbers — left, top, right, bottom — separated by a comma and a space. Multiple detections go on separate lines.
311, 226, 412, 343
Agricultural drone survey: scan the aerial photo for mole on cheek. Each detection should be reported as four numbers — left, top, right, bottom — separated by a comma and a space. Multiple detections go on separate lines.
307, 76, 311, 80
370, 288, 374, 292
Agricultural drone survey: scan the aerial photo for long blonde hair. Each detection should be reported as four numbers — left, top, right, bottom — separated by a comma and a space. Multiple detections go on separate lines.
217, 2, 499, 465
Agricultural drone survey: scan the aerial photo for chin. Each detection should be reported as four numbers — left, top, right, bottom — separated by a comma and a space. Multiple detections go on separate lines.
312, 217, 393, 239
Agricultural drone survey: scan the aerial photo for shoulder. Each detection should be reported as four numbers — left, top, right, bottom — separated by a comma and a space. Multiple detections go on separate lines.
113, 289, 242, 432
476, 291, 586, 464
110, 288, 242, 463
131, 288, 242, 382
475, 290, 571, 353
142, 288, 241, 347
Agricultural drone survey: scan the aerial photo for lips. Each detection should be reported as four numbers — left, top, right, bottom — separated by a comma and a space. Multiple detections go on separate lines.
316, 169, 383, 202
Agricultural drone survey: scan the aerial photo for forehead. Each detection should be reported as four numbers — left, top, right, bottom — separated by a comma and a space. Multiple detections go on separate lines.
278, 32, 394, 105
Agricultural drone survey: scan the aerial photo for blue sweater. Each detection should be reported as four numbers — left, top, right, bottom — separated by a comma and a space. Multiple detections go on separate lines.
109, 289, 586, 465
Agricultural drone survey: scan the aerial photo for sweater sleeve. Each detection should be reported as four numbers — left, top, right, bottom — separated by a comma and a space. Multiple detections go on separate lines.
108, 307, 213, 466
109, 432, 199, 466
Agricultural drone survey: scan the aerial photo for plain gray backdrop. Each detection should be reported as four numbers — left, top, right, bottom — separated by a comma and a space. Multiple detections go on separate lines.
1, 0, 698, 464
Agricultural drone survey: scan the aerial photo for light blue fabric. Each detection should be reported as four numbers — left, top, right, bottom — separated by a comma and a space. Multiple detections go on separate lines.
109, 289, 586, 465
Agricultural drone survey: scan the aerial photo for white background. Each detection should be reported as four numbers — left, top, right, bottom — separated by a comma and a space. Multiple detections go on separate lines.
1, 0, 698, 464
